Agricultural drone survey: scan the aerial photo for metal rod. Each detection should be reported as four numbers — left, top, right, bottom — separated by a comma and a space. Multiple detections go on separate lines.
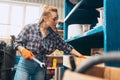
32, 57, 45, 68
64, 0, 84, 22
33, 57, 43, 64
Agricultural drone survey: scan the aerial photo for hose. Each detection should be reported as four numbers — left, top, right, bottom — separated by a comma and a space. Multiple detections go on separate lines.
75, 51, 120, 73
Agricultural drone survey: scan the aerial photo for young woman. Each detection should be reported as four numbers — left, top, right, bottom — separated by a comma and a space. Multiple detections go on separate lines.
14, 5, 84, 80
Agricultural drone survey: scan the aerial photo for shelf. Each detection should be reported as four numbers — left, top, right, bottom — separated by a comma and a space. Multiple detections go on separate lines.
78, 0, 103, 8
64, 0, 120, 67
65, 26, 103, 42
65, 26, 104, 55
65, 9, 100, 24
64, 0, 103, 23
64, 0, 103, 40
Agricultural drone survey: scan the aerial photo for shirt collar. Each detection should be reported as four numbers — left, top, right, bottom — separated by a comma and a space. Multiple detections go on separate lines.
37, 23, 54, 38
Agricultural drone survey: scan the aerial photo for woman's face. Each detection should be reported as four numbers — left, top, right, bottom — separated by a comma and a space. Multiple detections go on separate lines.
46, 11, 58, 31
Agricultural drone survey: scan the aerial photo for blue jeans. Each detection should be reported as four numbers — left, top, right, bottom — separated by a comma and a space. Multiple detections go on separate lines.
14, 56, 45, 80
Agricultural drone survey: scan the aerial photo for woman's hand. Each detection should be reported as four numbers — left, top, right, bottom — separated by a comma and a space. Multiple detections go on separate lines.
21, 48, 34, 60
70, 49, 87, 59
79, 55, 87, 59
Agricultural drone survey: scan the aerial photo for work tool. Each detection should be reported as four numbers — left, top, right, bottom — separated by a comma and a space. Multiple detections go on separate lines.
32, 56, 47, 80
32, 57, 46, 68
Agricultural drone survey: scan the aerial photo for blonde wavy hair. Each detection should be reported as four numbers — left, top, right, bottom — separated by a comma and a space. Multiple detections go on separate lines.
39, 5, 58, 24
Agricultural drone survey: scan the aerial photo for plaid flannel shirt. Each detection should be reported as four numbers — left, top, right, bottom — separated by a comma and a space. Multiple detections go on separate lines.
14, 23, 73, 55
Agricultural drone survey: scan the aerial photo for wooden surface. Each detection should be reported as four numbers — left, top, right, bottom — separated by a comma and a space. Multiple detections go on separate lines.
63, 70, 107, 80
63, 55, 120, 80
63, 55, 90, 69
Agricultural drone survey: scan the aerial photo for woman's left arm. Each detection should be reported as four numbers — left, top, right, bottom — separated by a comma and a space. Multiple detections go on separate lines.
70, 49, 86, 58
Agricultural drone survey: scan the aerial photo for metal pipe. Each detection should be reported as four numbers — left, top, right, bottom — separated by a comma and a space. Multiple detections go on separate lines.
75, 52, 120, 73
64, 0, 84, 22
